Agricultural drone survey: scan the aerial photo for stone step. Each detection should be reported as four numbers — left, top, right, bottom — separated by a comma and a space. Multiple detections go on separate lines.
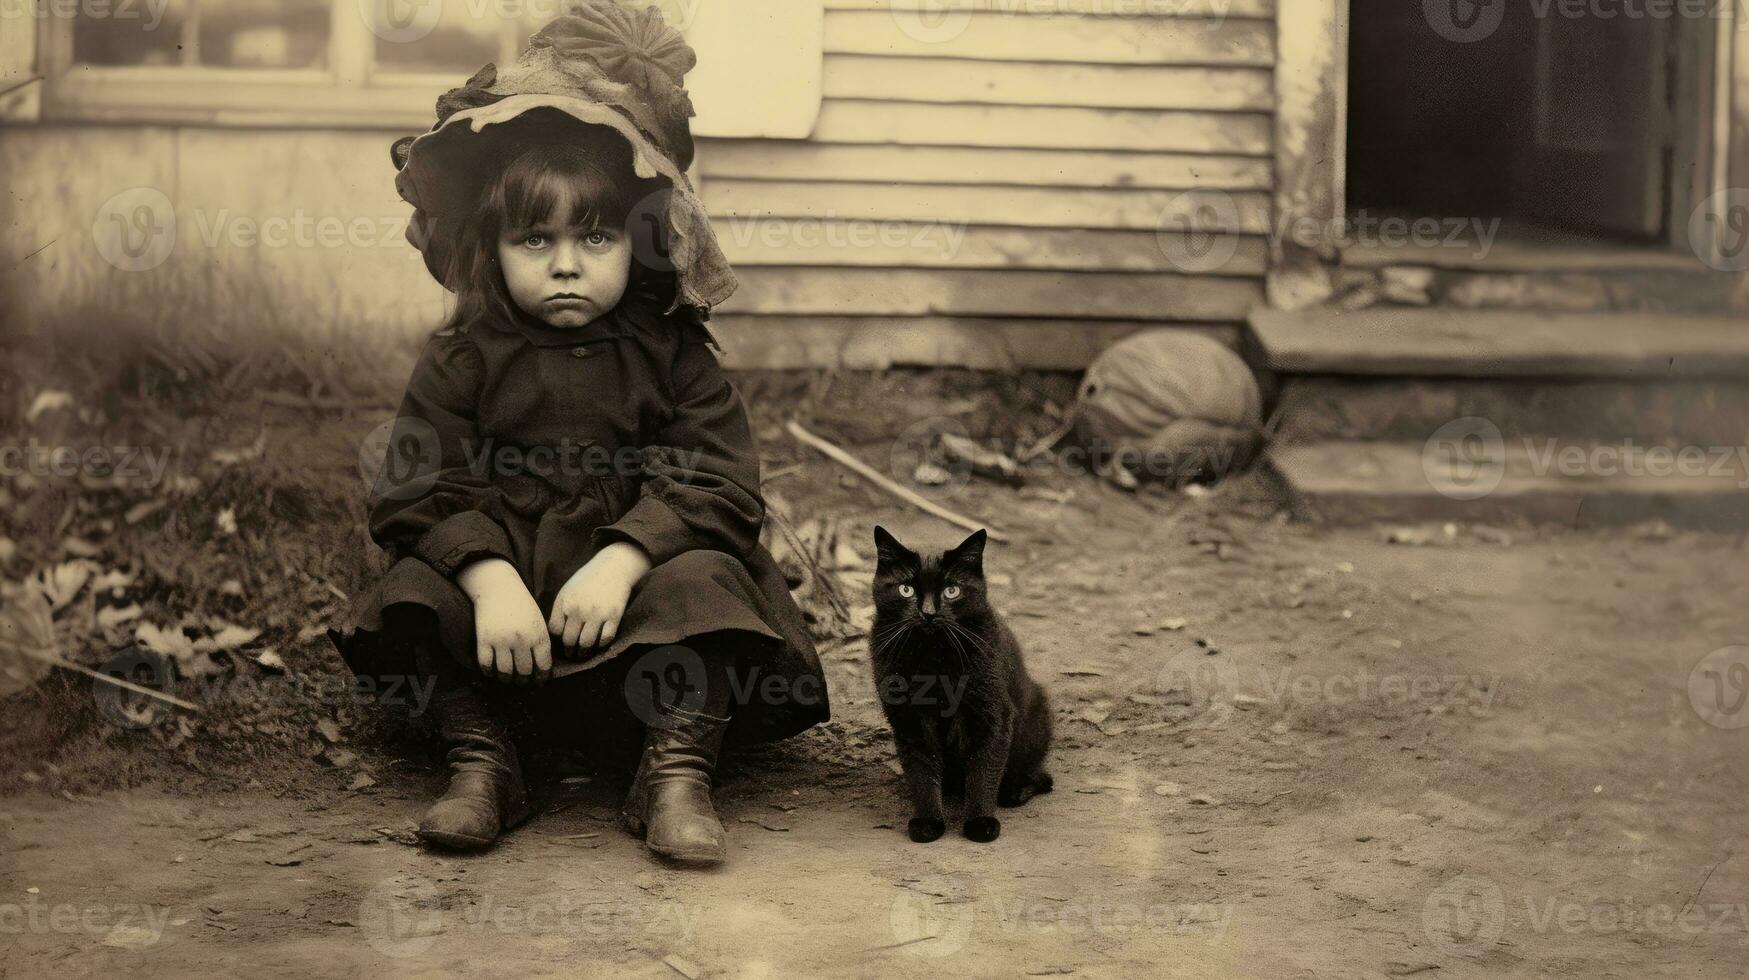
1271, 376, 1749, 447
1270, 439, 1749, 529
1247, 308, 1749, 380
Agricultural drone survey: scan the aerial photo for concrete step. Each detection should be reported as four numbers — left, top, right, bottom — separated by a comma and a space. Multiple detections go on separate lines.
1247, 308, 1749, 380
1270, 440, 1749, 529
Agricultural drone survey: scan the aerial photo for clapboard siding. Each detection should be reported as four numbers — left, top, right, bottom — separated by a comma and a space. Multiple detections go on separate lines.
812, 101, 1270, 154
717, 220, 1269, 275
825, 12, 1273, 65
822, 0, 1276, 18
696, 3, 1278, 367
823, 55, 1273, 111
697, 142, 1272, 190
722, 268, 1261, 320
711, 316, 1242, 371
706, 181, 1269, 233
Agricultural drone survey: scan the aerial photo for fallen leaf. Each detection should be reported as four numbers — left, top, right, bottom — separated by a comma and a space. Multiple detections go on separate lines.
348, 773, 378, 792
26, 390, 73, 423
124, 500, 168, 526
96, 604, 145, 631
317, 719, 344, 744
216, 508, 238, 536
255, 649, 286, 672
662, 954, 702, 979
0, 585, 58, 698
37, 561, 97, 610
194, 625, 260, 653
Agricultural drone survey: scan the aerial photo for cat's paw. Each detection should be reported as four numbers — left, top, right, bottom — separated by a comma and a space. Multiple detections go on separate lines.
962, 816, 1001, 843
907, 817, 946, 843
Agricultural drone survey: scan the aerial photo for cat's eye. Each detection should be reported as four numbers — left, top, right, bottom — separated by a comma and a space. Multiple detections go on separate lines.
942, 585, 961, 600
898, 584, 915, 598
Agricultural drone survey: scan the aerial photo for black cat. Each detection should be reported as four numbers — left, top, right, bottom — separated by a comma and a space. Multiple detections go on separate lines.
869, 526, 1054, 843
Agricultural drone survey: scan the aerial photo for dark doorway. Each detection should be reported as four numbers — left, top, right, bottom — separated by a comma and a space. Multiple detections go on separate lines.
1346, 0, 1691, 243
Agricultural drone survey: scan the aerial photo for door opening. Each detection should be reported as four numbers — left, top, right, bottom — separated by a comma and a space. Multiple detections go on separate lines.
1345, 1, 1713, 249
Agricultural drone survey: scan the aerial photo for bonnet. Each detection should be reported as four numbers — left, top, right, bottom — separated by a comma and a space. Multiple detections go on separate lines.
390, 0, 735, 311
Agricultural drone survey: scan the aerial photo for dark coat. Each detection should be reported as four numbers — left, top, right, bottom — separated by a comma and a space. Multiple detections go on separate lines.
334, 296, 829, 744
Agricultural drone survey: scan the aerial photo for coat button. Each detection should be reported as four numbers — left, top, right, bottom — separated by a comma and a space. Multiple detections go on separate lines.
570, 347, 591, 358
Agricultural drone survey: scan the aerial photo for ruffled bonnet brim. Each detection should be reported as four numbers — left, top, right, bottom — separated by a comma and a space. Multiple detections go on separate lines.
397, 93, 737, 312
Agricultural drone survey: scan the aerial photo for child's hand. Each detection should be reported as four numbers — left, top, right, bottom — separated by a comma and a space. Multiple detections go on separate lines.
457, 559, 552, 684
549, 542, 654, 659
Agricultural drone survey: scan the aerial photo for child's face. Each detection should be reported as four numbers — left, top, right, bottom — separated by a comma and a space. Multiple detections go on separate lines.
497, 197, 633, 329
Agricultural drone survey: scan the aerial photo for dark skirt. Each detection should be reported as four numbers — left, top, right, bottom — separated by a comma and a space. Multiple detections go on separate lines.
332, 547, 831, 745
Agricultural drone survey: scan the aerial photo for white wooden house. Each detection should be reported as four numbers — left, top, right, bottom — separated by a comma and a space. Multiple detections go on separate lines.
1, 0, 1745, 384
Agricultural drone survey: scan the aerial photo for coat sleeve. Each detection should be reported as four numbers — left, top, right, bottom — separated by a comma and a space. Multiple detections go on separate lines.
593, 329, 765, 566
368, 334, 516, 578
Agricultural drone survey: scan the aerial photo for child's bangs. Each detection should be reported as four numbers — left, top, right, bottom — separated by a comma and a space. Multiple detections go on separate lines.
495, 131, 644, 235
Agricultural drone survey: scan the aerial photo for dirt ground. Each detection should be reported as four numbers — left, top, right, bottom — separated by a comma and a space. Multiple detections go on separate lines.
3, 384, 1749, 978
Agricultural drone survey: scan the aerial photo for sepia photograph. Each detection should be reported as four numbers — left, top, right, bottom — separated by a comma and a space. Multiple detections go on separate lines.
1, 0, 1747, 976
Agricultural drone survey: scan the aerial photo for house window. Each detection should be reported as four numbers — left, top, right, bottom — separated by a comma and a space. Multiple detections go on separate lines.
17, 0, 822, 136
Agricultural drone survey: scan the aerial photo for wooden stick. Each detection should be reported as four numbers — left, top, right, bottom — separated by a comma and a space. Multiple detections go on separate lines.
786, 420, 1009, 543
15, 647, 201, 711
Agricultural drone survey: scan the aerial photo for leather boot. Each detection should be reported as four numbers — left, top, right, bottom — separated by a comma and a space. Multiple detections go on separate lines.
417, 682, 532, 852
622, 705, 731, 864
621, 644, 737, 864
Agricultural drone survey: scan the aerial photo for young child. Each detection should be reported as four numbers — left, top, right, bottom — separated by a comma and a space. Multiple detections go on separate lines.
333, 2, 829, 865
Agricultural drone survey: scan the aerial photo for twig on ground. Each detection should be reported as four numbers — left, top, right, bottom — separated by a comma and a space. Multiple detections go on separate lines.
17, 647, 200, 712
786, 420, 1008, 542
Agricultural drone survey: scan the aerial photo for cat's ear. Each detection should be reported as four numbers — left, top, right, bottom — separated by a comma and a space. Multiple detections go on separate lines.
873, 525, 915, 565
946, 528, 987, 569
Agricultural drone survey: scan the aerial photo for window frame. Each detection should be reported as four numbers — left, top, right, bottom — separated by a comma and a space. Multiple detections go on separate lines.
36, 1, 527, 129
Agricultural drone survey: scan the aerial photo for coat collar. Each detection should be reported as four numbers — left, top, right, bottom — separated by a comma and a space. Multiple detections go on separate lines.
485, 288, 671, 348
